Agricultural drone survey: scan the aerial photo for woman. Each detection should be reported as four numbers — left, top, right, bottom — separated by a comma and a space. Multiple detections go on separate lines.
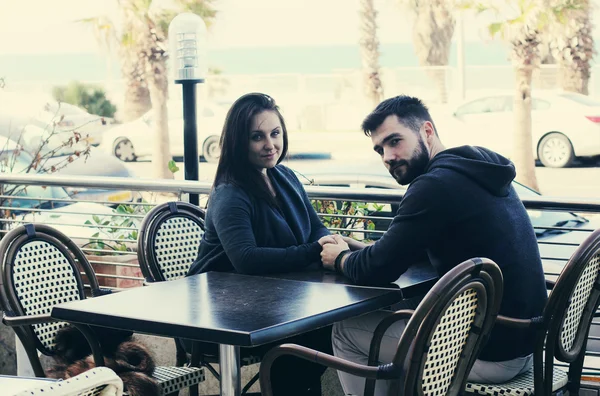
188, 92, 333, 396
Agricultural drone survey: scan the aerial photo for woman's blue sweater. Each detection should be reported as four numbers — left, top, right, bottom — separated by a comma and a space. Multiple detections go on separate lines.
188, 165, 330, 275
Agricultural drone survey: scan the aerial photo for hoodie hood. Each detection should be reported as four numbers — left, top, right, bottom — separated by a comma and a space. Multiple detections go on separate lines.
426, 145, 516, 196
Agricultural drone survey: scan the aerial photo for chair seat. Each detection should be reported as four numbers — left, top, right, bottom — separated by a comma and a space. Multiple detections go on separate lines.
152, 366, 205, 396
464, 367, 568, 395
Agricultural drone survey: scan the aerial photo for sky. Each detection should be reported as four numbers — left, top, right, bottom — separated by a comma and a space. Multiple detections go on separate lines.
0, 0, 525, 55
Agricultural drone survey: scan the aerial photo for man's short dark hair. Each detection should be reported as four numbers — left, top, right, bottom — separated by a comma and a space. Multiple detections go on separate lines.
361, 95, 438, 137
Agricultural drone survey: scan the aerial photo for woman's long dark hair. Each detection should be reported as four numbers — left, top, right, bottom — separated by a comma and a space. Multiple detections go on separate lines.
213, 93, 289, 207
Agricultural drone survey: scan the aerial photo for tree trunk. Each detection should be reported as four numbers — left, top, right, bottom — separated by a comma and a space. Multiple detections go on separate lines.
147, 58, 173, 180
412, 0, 455, 104
118, 7, 152, 122
560, 66, 590, 95
431, 68, 448, 104
513, 66, 540, 191
358, 0, 384, 108
122, 77, 151, 122
554, 0, 594, 95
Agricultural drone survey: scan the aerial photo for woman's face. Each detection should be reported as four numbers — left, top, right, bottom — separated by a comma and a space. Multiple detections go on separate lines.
248, 110, 283, 173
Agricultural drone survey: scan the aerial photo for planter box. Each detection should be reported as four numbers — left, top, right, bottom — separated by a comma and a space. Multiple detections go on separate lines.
86, 254, 143, 289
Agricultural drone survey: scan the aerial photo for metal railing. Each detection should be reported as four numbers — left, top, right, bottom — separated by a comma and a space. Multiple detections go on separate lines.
2, 173, 600, 376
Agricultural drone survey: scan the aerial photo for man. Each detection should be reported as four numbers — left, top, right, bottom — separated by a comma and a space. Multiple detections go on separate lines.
320, 95, 547, 395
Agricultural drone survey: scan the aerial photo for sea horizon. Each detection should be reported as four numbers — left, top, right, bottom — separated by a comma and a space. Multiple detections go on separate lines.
1, 41, 524, 84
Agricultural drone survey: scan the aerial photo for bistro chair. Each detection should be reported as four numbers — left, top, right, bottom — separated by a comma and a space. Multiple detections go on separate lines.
464, 228, 600, 396
137, 201, 261, 394
138, 201, 206, 284
259, 257, 504, 396
13, 367, 124, 396
0, 224, 205, 396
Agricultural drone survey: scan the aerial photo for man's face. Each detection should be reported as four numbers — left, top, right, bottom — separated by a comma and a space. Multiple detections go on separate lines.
371, 115, 430, 185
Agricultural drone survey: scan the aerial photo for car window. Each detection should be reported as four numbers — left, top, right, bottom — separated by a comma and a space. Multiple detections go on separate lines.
455, 96, 511, 116
531, 98, 551, 110
558, 92, 600, 107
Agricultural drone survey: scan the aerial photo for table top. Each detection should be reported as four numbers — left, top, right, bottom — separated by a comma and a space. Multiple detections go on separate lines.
52, 271, 404, 347
266, 261, 438, 298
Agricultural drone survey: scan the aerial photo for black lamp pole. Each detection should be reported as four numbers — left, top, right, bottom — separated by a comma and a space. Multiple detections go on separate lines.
169, 12, 207, 207
179, 80, 201, 206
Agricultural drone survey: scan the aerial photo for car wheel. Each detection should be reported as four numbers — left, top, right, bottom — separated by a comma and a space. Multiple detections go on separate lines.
537, 133, 574, 168
202, 135, 221, 163
113, 138, 137, 162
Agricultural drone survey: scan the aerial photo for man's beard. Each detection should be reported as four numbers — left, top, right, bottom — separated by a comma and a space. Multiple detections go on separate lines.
388, 138, 430, 185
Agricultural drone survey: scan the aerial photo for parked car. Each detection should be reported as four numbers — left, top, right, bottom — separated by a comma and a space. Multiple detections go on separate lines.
99, 100, 225, 163
291, 160, 598, 270
0, 140, 136, 242
0, 114, 91, 157
0, 92, 113, 146
433, 91, 600, 168
0, 136, 135, 203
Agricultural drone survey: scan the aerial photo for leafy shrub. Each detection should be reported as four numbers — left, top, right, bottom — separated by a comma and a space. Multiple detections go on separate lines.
52, 81, 117, 118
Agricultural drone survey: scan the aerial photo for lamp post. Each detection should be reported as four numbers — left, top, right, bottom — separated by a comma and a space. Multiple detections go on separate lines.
169, 13, 207, 206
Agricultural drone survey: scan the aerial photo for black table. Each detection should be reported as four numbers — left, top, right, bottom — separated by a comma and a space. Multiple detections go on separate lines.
51, 271, 405, 396
266, 261, 438, 298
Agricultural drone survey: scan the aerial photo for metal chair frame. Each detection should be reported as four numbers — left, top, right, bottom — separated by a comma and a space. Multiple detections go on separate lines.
0, 224, 205, 396
138, 201, 206, 284
137, 201, 261, 395
464, 228, 600, 396
259, 257, 504, 396
14, 367, 124, 396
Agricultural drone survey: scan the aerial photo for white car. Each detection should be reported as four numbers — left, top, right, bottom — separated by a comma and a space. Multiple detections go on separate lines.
434, 91, 600, 168
0, 92, 112, 146
0, 139, 135, 243
100, 100, 225, 163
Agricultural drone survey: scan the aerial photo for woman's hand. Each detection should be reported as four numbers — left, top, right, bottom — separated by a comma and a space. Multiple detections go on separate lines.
342, 236, 368, 251
318, 235, 337, 246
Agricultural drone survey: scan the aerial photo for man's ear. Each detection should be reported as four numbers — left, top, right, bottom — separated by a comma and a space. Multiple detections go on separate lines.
422, 121, 436, 143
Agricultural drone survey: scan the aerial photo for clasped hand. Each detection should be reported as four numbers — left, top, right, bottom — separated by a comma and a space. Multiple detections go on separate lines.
318, 234, 349, 271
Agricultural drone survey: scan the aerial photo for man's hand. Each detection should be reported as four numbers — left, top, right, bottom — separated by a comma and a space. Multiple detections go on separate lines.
318, 235, 337, 247
321, 235, 349, 271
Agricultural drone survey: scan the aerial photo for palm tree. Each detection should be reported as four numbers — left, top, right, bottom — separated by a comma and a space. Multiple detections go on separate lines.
83, 0, 217, 179
358, 0, 385, 108
120, 0, 173, 179
550, 0, 594, 94
463, 0, 582, 190
402, 0, 455, 103
81, 14, 151, 122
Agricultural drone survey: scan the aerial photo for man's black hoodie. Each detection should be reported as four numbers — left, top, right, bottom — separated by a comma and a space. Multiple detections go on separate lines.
343, 145, 547, 361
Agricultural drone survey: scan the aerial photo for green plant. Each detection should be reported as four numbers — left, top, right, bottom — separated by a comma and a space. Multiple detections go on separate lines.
168, 160, 180, 174
52, 81, 117, 118
84, 202, 154, 254
311, 199, 383, 241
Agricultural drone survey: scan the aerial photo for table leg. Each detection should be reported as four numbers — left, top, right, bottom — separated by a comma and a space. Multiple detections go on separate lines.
219, 344, 241, 396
